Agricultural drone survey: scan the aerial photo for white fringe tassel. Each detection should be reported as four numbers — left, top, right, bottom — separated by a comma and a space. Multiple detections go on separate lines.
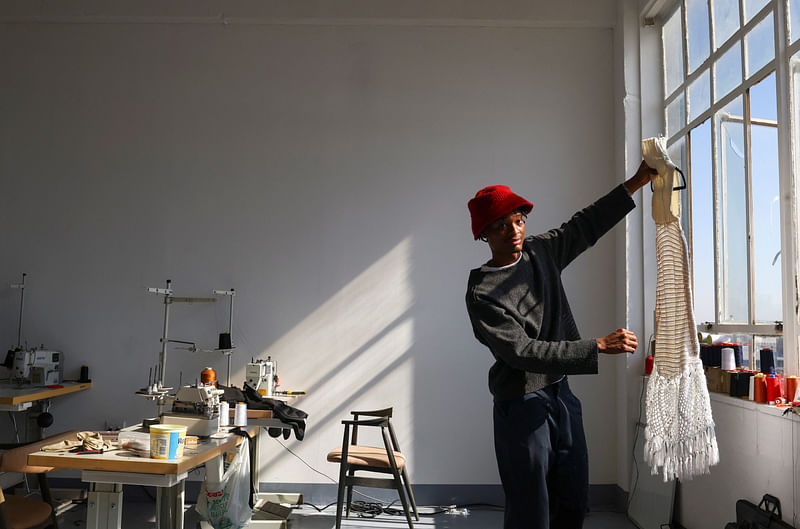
643, 359, 719, 482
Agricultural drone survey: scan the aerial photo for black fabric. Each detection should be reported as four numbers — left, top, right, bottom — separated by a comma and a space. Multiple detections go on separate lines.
217, 384, 308, 440
219, 385, 247, 404
241, 384, 308, 441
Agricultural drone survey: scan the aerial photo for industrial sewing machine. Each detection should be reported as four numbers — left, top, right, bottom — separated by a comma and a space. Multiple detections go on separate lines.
160, 383, 224, 437
11, 348, 63, 386
245, 356, 277, 397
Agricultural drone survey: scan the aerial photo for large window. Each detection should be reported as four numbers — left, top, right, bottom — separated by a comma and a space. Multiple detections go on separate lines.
659, 0, 799, 374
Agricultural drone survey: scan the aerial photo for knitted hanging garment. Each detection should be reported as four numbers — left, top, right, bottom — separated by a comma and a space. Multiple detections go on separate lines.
642, 137, 719, 482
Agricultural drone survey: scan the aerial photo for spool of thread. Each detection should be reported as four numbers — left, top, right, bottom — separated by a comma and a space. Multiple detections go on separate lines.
766, 374, 783, 403
219, 401, 229, 427
754, 373, 767, 403
786, 376, 799, 402
760, 348, 775, 374
730, 371, 753, 398
721, 347, 736, 371
201, 367, 217, 387
234, 402, 247, 427
218, 332, 232, 350
749, 374, 756, 400
730, 344, 744, 367
645, 355, 654, 375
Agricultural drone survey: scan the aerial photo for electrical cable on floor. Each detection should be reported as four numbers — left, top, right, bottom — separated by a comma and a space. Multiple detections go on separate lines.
271, 437, 501, 517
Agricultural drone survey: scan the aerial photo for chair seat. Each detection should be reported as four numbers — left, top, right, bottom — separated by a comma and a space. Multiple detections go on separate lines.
0, 494, 53, 529
327, 445, 406, 470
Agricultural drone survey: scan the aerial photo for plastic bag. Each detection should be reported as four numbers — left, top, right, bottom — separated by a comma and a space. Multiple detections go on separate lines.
196, 437, 252, 529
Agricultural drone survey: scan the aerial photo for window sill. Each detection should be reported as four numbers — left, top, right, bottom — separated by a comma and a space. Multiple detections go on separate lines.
708, 390, 799, 421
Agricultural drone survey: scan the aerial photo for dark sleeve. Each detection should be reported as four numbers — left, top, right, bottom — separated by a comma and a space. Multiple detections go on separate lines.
535, 184, 635, 270
467, 296, 598, 375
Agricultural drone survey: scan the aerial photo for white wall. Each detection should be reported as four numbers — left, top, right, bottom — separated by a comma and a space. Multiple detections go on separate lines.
0, 0, 628, 487
677, 396, 800, 528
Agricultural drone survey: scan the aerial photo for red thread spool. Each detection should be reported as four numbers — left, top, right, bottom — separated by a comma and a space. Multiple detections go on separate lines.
753, 374, 767, 403
786, 376, 799, 401
645, 355, 654, 375
765, 374, 782, 403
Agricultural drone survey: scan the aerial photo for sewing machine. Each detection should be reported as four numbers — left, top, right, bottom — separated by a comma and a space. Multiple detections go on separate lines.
12, 349, 62, 386
245, 357, 277, 397
160, 383, 224, 437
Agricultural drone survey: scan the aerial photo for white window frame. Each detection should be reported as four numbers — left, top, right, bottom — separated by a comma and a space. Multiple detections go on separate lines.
644, 0, 800, 375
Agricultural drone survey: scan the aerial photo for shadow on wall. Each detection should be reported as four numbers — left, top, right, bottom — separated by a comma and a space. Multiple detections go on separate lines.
251, 238, 417, 475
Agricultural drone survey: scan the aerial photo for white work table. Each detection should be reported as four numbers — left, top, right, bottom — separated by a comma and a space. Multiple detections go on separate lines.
0, 381, 91, 411
28, 418, 301, 529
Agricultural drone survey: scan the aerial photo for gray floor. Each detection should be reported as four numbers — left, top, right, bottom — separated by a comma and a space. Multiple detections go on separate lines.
56, 496, 641, 528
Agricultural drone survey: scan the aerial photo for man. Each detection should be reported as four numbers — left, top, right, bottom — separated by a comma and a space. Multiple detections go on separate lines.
465, 161, 655, 529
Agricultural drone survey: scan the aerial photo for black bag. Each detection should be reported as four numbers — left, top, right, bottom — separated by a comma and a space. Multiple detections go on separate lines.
724, 494, 794, 529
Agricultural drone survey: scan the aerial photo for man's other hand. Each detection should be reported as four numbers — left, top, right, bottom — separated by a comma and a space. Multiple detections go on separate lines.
597, 328, 638, 354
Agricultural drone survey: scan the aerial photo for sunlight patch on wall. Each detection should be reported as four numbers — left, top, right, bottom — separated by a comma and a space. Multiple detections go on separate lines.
252, 238, 417, 481
259, 237, 414, 390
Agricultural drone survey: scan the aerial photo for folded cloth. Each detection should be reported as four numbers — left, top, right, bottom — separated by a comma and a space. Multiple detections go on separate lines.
242, 384, 308, 441
41, 431, 115, 452
216, 383, 309, 441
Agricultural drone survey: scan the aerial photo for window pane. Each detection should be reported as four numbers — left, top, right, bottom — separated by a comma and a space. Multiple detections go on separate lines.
667, 92, 686, 137
715, 41, 742, 101
750, 74, 781, 324
795, 52, 800, 181
716, 97, 748, 323
713, 0, 741, 49
791, 0, 800, 43
688, 0, 711, 72
751, 71, 778, 121
754, 335, 784, 374
689, 68, 711, 122
744, 0, 770, 22
690, 120, 715, 323
746, 12, 775, 78
664, 8, 685, 96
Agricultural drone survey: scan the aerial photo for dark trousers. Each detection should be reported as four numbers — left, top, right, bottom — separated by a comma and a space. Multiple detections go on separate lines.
493, 377, 588, 529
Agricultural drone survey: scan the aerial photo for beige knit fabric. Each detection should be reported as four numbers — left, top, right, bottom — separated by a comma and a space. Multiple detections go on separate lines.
642, 137, 719, 481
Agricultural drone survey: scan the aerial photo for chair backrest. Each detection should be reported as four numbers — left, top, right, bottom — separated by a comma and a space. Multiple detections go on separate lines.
349, 408, 392, 446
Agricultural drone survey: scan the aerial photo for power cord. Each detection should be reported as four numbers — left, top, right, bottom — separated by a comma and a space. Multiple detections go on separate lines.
270, 437, 502, 517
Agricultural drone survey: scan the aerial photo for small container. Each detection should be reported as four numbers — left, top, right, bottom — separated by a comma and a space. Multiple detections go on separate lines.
150, 424, 187, 459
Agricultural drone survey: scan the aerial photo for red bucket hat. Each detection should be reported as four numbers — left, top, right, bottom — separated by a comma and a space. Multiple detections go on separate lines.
468, 185, 533, 240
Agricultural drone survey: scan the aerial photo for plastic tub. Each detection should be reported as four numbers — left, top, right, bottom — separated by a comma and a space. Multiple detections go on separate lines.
150, 424, 187, 459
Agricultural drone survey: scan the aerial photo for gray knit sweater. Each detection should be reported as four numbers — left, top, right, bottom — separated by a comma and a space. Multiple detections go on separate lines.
466, 184, 635, 400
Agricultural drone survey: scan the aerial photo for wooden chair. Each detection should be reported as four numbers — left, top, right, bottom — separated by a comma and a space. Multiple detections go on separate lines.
326, 408, 418, 529
0, 430, 79, 529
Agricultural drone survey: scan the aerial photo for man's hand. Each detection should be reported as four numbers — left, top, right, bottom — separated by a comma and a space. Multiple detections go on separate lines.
623, 160, 658, 194
597, 328, 638, 355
